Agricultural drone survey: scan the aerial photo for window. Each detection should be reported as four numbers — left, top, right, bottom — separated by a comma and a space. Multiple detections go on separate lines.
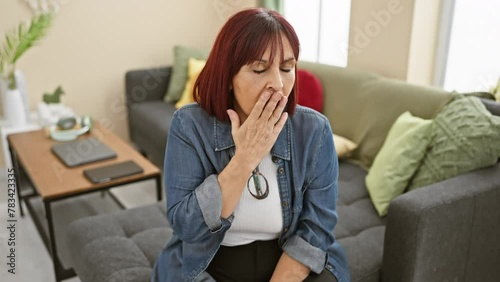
284, 0, 352, 67
439, 0, 500, 92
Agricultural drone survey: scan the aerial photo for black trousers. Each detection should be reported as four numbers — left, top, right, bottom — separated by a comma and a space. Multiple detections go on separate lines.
206, 240, 338, 282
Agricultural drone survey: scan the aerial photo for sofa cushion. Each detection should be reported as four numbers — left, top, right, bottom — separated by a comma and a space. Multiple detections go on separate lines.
297, 69, 324, 112
164, 45, 209, 103
176, 58, 206, 109
67, 203, 171, 282
409, 95, 500, 190
366, 112, 433, 216
333, 134, 357, 159
335, 161, 386, 282
298, 61, 453, 169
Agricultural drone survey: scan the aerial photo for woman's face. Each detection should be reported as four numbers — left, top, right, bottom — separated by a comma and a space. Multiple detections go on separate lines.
232, 36, 296, 123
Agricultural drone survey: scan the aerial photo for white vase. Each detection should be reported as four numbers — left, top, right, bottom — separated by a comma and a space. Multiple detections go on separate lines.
14, 70, 30, 121
0, 70, 29, 124
0, 76, 7, 118
4, 88, 28, 127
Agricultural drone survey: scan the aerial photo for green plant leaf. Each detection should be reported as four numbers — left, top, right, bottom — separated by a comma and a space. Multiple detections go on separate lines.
0, 13, 53, 88
6, 34, 13, 51
12, 13, 53, 64
0, 51, 4, 74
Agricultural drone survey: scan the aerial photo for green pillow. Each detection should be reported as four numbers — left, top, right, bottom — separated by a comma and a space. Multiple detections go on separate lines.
408, 95, 500, 190
366, 111, 433, 216
164, 45, 209, 103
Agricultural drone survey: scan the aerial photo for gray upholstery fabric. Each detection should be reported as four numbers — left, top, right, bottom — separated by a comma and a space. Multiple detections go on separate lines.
128, 101, 176, 167
383, 163, 500, 282
67, 204, 171, 282
125, 67, 171, 104
336, 162, 386, 282
125, 67, 174, 168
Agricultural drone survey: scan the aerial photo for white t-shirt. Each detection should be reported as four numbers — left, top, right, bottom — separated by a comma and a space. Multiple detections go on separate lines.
221, 154, 283, 246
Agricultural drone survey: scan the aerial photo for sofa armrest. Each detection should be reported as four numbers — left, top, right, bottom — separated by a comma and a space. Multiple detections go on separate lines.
125, 67, 172, 105
382, 163, 500, 282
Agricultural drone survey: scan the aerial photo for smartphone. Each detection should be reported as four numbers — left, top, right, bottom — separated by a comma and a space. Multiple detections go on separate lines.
83, 160, 144, 183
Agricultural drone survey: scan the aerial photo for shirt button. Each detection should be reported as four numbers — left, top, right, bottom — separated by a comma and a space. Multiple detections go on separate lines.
278, 167, 285, 174
326, 264, 333, 270
284, 227, 289, 233
282, 201, 289, 208
272, 156, 279, 163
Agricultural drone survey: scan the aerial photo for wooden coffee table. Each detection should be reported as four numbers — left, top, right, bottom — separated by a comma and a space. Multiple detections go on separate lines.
7, 123, 162, 282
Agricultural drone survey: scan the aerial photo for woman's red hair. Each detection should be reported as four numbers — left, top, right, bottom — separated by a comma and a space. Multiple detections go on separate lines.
194, 8, 300, 122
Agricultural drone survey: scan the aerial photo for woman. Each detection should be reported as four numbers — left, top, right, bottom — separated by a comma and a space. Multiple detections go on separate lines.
152, 8, 350, 282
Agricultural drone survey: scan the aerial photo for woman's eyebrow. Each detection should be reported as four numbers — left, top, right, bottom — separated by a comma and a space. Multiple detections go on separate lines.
255, 59, 269, 64
255, 57, 296, 64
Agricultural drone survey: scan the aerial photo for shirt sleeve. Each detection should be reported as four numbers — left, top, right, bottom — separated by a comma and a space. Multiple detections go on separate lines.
283, 119, 339, 274
164, 111, 232, 243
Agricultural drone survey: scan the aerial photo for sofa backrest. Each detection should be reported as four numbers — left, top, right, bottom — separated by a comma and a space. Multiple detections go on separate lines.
298, 61, 453, 169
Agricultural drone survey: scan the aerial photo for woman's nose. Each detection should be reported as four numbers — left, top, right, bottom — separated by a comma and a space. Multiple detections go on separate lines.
267, 68, 284, 92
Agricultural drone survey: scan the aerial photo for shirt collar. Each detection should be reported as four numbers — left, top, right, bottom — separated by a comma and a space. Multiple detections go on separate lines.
213, 117, 291, 161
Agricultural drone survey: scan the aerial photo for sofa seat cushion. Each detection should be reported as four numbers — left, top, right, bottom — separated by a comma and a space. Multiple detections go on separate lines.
67, 203, 172, 282
335, 161, 386, 282
128, 101, 177, 164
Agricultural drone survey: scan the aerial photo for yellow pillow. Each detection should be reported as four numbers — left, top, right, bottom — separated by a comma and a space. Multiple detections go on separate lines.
175, 58, 206, 109
333, 134, 357, 159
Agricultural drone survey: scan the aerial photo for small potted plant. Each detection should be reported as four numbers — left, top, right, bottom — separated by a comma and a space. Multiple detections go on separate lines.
37, 85, 76, 126
0, 13, 53, 127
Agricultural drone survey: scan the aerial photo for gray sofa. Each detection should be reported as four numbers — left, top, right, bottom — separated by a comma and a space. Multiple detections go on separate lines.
67, 62, 500, 282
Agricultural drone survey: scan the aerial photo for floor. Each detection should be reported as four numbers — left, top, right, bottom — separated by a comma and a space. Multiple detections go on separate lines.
0, 168, 162, 282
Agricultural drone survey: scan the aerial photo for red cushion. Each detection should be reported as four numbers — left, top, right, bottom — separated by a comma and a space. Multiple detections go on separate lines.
297, 69, 324, 112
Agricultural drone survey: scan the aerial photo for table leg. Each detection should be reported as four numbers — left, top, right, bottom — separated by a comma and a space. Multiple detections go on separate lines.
9, 146, 24, 217
45, 200, 61, 282
155, 174, 162, 201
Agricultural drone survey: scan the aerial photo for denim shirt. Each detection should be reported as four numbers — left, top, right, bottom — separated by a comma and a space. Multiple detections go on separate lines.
152, 104, 350, 282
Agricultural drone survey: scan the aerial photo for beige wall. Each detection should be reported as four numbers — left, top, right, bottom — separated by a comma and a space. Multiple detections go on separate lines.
0, 0, 257, 166
347, 0, 415, 80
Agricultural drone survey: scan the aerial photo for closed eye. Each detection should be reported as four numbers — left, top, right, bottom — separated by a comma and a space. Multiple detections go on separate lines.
253, 69, 266, 74
280, 68, 292, 73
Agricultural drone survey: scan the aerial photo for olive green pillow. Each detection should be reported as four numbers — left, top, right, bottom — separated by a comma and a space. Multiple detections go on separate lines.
366, 111, 433, 217
164, 45, 209, 103
408, 95, 500, 190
